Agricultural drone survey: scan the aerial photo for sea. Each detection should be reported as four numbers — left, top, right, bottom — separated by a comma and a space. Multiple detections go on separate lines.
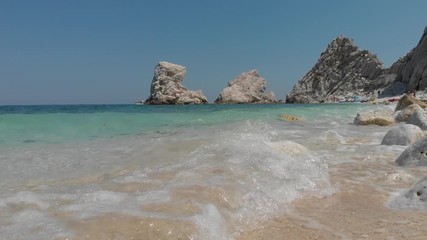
1, 103, 427, 240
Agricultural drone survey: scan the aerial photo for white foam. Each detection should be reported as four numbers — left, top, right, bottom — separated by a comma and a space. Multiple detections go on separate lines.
62, 190, 140, 218
137, 190, 170, 204
2, 209, 68, 240
173, 121, 333, 234
4, 191, 49, 210
0, 120, 335, 239
192, 204, 228, 240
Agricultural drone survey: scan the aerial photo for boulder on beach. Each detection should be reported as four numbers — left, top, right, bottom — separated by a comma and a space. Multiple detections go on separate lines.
396, 135, 427, 166
407, 109, 427, 130
394, 104, 423, 122
145, 61, 208, 105
354, 110, 395, 126
381, 124, 424, 146
395, 95, 427, 111
215, 70, 277, 104
389, 176, 427, 209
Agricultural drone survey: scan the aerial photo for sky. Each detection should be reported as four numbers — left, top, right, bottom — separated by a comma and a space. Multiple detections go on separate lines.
1, 0, 426, 104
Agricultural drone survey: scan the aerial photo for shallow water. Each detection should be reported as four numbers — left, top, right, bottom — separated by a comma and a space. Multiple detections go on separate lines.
1, 103, 426, 239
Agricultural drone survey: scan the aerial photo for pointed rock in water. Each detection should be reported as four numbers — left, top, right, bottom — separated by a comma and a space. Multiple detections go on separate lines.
381, 124, 424, 146
215, 70, 277, 104
286, 36, 385, 103
389, 176, 427, 209
396, 135, 427, 166
389, 26, 427, 91
145, 61, 208, 105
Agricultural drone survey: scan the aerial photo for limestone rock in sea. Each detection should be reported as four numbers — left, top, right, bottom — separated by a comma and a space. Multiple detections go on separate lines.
396, 135, 427, 166
395, 95, 427, 111
389, 176, 427, 209
145, 61, 208, 105
279, 113, 301, 122
381, 124, 424, 146
286, 36, 385, 103
353, 110, 395, 126
407, 109, 427, 130
214, 70, 277, 104
389, 26, 427, 92
394, 104, 423, 123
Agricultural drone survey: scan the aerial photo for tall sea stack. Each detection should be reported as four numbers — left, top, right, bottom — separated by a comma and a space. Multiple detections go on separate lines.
145, 61, 208, 105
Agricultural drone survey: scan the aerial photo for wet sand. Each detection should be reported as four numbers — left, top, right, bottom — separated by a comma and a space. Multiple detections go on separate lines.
60, 142, 427, 240
239, 151, 427, 240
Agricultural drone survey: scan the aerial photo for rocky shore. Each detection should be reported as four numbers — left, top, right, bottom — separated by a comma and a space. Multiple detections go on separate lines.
353, 93, 427, 209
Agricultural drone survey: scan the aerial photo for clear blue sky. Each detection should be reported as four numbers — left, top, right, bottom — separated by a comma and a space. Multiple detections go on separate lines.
1, 0, 426, 104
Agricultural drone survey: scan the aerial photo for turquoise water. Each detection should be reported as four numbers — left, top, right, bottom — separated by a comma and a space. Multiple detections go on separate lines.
0, 103, 369, 147
1, 103, 392, 239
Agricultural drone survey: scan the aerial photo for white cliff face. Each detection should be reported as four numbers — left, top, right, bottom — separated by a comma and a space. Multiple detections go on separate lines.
145, 61, 208, 105
215, 70, 277, 104
286, 36, 385, 103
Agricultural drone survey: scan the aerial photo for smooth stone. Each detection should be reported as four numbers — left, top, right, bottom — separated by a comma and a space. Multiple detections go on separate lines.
381, 124, 424, 146
407, 108, 427, 130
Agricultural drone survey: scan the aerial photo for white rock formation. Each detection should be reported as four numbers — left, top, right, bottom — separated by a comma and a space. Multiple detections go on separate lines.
145, 61, 208, 105
215, 70, 276, 104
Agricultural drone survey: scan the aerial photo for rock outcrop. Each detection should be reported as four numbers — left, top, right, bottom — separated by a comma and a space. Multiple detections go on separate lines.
215, 70, 277, 104
381, 124, 424, 146
389, 26, 427, 91
145, 61, 208, 105
286, 36, 385, 103
396, 135, 427, 166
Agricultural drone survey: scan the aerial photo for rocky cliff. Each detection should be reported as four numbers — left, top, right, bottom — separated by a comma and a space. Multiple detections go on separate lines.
215, 70, 277, 104
389, 26, 427, 91
286, 26, 427, 103
145, 61, 208, 105
286, 36, 386, 103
